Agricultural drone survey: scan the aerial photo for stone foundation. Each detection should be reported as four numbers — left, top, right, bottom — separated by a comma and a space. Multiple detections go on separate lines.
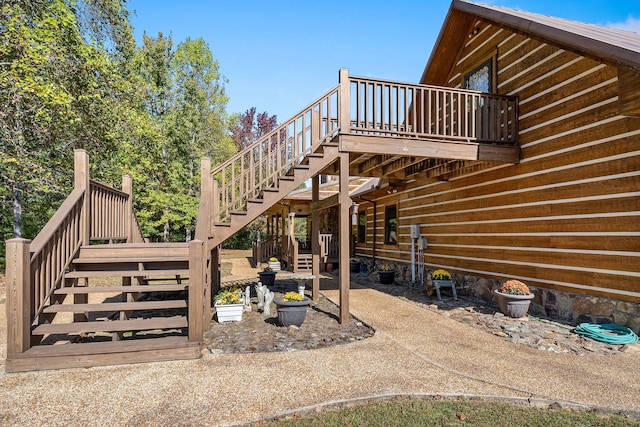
457, 273, 640, 334
353, 258, 640, 334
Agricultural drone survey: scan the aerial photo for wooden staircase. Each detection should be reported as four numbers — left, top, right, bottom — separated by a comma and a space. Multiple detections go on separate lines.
6, 243, 203, 372
209, 142, 341, 248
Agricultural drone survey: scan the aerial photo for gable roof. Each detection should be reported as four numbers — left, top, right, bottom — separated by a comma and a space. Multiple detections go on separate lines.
421, 0, 640, 85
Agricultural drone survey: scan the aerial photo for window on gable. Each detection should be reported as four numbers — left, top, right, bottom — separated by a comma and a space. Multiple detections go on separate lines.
464, 58, 493, 92
357, 212, 366, 243
384, 205, 397, 245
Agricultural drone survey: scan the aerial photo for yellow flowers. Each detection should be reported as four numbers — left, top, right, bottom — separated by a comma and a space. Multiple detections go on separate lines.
282, 291, 303, 302
379, 264, 393, 271
215, 290, 242, 305
432, 269, 451, 280
499, 279, 530, 295
269, 257, 278, 262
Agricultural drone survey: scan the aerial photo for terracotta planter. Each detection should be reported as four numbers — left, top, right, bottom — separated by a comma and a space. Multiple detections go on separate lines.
378, 270, 396, 285
258, 271, 277, 286
494, 290, 534, 318
275, 298, 311, 327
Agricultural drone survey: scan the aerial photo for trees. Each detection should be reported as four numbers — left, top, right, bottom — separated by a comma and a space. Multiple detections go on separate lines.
0, 0, 145, 262
230, 107, 278, 150
129, 34, 236, 241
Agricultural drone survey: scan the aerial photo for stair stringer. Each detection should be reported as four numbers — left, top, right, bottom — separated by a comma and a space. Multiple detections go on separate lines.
210, 145, 340, 248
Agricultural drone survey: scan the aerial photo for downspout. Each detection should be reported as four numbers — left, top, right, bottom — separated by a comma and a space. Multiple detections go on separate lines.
359, 196, 376, 269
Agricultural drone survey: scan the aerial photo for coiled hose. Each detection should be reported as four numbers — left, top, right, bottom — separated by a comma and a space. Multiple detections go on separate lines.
573, 323, 639, 345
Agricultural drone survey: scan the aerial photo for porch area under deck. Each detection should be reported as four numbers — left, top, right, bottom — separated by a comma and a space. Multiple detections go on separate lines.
207, 69, 520, 325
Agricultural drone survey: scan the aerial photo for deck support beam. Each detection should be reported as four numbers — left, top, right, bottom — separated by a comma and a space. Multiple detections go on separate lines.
338, 153, 350, 324
311, 175, 320, 301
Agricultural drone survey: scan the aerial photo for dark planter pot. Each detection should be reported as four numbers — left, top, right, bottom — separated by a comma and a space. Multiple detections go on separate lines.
350, 261, 361, 273
258, 271, 277, 286
275, 298, 311, 327
378, 270, 396, 285
494, 290, 534, 318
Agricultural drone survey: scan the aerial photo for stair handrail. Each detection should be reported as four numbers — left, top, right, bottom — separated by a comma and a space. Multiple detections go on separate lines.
211, 79, 343, 223
29, 187, 86, 317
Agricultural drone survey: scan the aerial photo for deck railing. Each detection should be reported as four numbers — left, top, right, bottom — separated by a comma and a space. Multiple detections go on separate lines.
208, 70, 518, 227
29, 188, 84, 318
90, 180, 129, 241
211, 84, 341, 223
349, 76, 518, 143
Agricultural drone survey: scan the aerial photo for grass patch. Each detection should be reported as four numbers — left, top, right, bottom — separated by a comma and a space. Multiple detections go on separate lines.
267, 398, 639, 426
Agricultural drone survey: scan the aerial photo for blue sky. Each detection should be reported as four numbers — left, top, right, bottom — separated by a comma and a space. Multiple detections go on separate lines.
128, 0, 639, 122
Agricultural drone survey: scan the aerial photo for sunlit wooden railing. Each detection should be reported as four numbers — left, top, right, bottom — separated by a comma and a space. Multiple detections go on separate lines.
348, 76, 518, 144
29, 188, 84, 317
208, 70, 518, 227
211, 84, 341, 222
319, 233, 338, 263
90, 180, 129, 241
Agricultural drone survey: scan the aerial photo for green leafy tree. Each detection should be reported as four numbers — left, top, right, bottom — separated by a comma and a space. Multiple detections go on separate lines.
129, 34, 235, 241
0, 0, 145, 262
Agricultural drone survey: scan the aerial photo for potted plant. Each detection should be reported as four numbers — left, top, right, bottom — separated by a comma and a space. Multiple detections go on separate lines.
431, 269, 458, 300
349, 258, 361, 273
274, 291, 311, 327
214, 289, 244, 323
268, 257, 281, 272
258, 266, 277, 286
377, 264, 396, 285
494, 279, 534, 318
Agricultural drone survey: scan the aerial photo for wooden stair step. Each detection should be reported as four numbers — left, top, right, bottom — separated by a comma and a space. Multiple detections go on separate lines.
5, 336, 200, 372
263, 187, 280, 192
229, 211, 247, 216
54, 284, 188, 295
213, 222, 232, 227
279, 176, 295, 181
73, 256, 189, 264
42, 300, 187, 313
64, 269, 189, 279
32, 316, 188, 335
79, 243, 189, 259
247, 198, 263, 204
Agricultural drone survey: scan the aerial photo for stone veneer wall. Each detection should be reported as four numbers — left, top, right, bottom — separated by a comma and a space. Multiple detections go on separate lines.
354, 257, 640, 334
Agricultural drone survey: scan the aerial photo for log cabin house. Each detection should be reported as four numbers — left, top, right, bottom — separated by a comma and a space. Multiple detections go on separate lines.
4, 0, 639, 372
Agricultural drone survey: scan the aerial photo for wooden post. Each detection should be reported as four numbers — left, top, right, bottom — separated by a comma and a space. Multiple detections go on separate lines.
339, 68, 350, 135
188, 239, 204, 343
311, 175, 320, 301
122, 175, 133, 242
6, 238, 32, 355
74, 150, 90, 317
74, 149, 90, 245
338, 153, 350, 324
212, 180, 219, 229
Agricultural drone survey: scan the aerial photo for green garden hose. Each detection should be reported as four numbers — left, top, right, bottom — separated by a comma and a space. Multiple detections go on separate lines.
573, 323, 639, 345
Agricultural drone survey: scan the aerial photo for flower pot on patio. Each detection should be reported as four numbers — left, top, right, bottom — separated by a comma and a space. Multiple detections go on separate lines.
275, 297, 311, 327
494, 290, 534, 318
214, 301, 244, 323
258, 271, 277, 286
378, 270, 396, 285
349, 260, 361, 273
267, 260, 281, 271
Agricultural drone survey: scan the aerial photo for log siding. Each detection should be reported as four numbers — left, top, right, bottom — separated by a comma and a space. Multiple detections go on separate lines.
355, 19, 640, 302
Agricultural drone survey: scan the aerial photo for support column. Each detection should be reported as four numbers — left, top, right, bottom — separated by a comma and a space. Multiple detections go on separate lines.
311, 175, 320, 301
122, 175, 133, 242
5, 238, 31, 355
188, 239, 204, 343
338, 153, 350, 324
74, 150, 90, 320
74, 149, 90, 246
